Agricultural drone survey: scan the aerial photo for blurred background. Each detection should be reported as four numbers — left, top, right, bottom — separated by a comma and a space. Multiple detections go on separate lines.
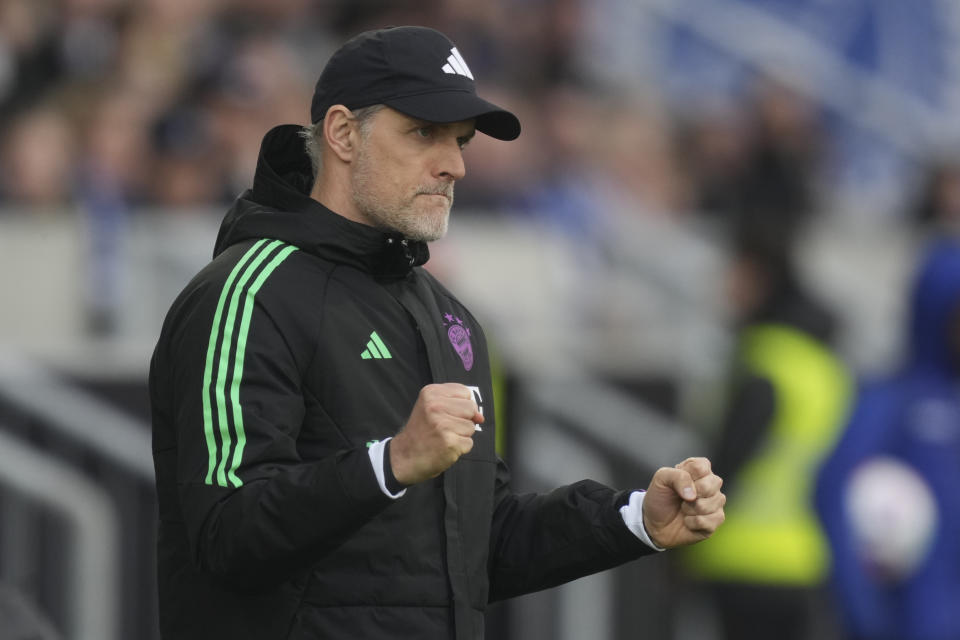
2, 0, 960, 638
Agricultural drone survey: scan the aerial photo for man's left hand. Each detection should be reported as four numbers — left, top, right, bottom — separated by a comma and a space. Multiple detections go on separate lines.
642, 457, 725, 549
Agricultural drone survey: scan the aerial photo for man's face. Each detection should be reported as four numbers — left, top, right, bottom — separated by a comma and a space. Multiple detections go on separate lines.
350, 107, 475, 242
723, 255, 767, 322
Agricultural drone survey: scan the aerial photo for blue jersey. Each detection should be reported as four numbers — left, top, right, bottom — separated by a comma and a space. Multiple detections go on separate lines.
816, 239, 960, 639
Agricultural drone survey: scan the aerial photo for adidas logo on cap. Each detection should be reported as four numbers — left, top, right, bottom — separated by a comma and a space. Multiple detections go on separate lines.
441, 47, 474, 80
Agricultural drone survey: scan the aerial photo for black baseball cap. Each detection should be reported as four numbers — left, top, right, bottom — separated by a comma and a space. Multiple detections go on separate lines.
310, 26, 520, 141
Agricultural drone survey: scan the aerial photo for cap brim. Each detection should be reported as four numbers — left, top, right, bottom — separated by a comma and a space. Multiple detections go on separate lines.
385, 91, 521, 141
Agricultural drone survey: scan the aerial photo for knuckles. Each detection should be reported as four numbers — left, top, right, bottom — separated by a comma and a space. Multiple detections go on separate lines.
422, 398, 443, 418
653, 466, 673, 479
695, 473, 723, 496
401, 386, 478, 482
441, 429, 460, 448
676, 456, 711, 474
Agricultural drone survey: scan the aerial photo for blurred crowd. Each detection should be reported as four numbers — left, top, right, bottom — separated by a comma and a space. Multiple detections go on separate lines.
0, 0, 848, 234
4, 0, 960, 230
0, 0, 592, 212
6, 0, 960, 237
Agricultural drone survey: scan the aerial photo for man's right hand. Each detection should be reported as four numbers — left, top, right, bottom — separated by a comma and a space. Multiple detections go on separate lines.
390, 383, 484, 485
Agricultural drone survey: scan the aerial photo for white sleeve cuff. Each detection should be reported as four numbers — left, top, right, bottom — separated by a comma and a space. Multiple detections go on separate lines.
367, 438, 406, 499
619, 490, 665, 551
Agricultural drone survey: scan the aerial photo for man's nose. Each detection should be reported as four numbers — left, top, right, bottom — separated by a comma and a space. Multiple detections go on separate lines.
436, 140, 466, 182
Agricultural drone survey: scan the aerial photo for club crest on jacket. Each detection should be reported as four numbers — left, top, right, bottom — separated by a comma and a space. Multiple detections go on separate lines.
443, 313, 473, 371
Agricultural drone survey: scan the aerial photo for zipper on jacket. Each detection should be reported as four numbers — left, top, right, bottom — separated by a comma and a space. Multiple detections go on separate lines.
410, 318, 452, 601
400, 239, 414, 266
385, 237, 416, 268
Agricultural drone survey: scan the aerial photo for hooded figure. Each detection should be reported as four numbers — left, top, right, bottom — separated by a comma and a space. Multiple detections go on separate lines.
816, 238, 960, 640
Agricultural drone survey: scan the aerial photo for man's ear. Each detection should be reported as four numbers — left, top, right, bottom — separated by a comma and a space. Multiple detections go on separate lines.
324, 105, 359, 163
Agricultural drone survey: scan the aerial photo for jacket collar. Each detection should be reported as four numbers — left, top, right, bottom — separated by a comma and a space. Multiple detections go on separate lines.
214, 124, 430, 279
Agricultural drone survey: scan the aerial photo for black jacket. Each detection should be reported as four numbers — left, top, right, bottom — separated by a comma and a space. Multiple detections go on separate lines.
150, 124, 654, 640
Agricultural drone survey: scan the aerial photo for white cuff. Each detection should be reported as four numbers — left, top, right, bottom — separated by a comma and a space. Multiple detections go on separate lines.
619, 490, 665, 551
367, 438, 406, 499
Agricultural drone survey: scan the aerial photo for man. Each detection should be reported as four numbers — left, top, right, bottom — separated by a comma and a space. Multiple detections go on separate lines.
150, 26, 725, 639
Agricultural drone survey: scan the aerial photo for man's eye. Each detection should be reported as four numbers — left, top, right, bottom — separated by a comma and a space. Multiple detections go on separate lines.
416, 127, 431, 138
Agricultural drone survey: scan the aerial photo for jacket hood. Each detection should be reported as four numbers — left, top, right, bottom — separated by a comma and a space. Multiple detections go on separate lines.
906, 237, 960, 375
213, 124, 429, 278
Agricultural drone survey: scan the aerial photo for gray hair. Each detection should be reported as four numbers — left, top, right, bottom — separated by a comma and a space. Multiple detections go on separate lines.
300, 104, 385, 178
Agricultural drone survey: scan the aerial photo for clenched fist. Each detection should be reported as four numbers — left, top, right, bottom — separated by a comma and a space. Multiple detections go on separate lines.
642, 457, 725, 549
390, 383, 484, 485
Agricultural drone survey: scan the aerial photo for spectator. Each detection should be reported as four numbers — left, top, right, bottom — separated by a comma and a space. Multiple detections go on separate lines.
908, 156, 960, 234
816, 237, 960, 640
684, 211, 852, 640
679, 78, 824, 229
0, 106, 76, 208
0, 0, 63, 121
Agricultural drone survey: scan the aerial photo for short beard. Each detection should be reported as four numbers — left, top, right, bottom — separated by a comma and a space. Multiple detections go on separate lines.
351, 145, 453, 242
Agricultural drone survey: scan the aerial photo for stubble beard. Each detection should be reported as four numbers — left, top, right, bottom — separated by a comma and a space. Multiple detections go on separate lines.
351, 145, 453, 242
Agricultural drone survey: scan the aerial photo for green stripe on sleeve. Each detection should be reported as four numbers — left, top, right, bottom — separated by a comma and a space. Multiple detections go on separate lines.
213, 240, 284, 487
225, 244, 298, 487
202, 239, 269, 485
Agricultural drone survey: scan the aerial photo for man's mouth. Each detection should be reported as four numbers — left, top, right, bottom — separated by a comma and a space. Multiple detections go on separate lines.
417, 188, 452, 201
